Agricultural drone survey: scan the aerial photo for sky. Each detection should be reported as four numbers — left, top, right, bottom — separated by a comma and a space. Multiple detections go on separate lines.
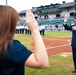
0, 0, 74, 12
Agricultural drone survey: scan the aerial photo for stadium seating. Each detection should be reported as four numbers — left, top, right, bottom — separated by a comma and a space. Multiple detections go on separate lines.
37, 18, 74, 25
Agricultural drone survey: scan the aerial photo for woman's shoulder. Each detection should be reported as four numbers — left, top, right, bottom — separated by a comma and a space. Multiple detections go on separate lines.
13, 39, 20, 43
12, 39, 21, 46
12, 39, 26, 49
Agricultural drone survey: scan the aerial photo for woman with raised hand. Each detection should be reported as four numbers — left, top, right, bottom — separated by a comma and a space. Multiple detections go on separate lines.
0, 5, 49, 75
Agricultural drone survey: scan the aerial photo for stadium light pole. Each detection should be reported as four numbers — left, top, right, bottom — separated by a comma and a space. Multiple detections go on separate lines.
6, 0, 8, 5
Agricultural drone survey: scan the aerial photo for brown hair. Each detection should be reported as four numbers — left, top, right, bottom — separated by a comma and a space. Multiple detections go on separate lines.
0, 5, 19, 73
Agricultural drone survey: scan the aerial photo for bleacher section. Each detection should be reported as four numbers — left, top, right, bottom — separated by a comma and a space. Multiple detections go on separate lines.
16, 18, 74, 35
19, 18, 74, 26
37, 18, 74, 25
19, 20, 25, 25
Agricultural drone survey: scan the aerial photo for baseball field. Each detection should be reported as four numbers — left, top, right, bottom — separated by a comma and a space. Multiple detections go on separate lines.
14, 31, 74, 75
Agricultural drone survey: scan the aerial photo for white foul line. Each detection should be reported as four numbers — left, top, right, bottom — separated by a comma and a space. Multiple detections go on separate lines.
46, 44, 70, 50
32, 39, 71, 51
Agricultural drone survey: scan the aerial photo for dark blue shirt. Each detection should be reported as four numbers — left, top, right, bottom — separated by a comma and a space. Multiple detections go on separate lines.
63, 23, 76, 48
1, 40, 33, 75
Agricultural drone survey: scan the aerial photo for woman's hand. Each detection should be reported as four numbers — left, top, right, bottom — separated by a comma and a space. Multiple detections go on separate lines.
26, 10, 39, 33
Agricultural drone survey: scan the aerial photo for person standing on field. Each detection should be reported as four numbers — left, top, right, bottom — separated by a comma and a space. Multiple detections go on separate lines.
63, 14, 76, 73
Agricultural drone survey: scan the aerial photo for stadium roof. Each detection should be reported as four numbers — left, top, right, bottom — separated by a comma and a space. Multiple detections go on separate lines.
19, 8, 37, 15
59, 2, 75, 8
19, 1, 75, 15
36, 3, 61, 9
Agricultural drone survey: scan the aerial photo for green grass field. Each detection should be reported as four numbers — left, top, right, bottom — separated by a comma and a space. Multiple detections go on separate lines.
14, 31, 73, 75
25, 55, 73, 75
45, 31, 72, 38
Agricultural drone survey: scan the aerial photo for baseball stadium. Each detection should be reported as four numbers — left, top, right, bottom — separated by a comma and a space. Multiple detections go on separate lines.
3, 0, 76, 75
12, 0, 76, 75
